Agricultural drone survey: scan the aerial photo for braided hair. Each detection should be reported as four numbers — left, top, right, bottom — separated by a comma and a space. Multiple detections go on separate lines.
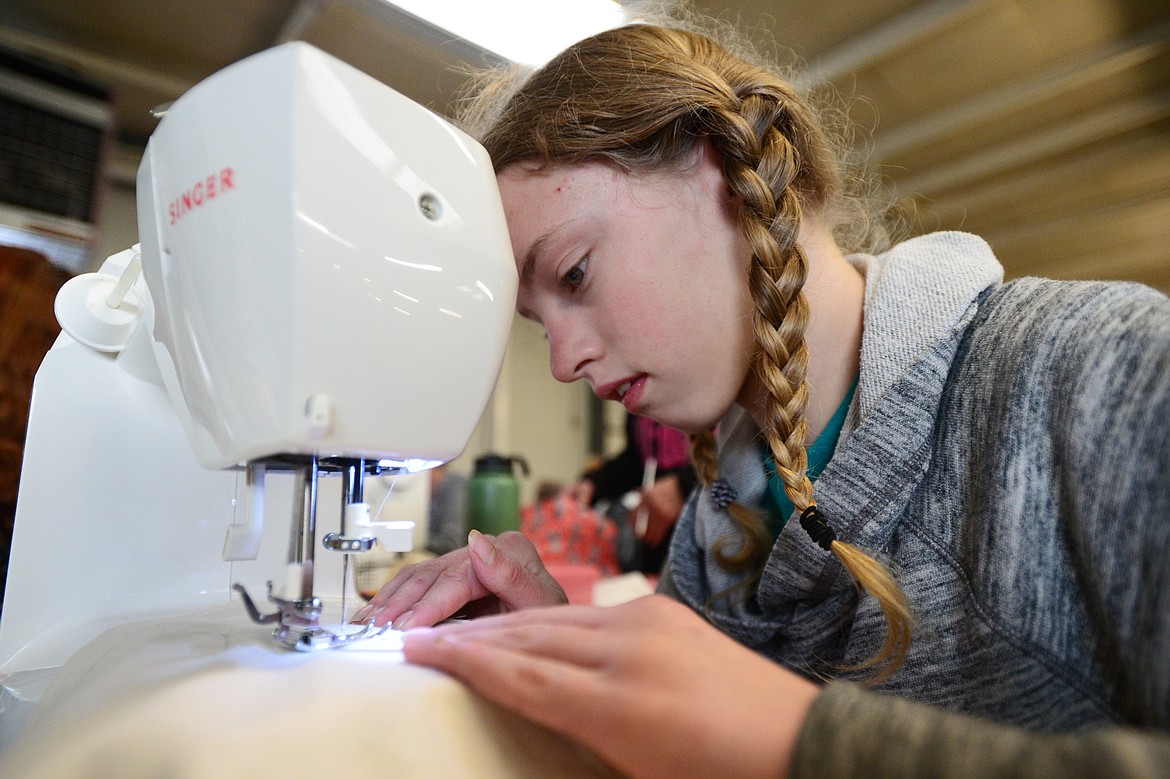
456, 19, 911, 679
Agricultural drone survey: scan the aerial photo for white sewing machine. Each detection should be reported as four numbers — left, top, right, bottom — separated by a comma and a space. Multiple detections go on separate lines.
0, 44, 604, 777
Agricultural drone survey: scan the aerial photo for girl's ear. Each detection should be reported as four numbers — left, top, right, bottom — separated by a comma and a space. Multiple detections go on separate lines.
694, 138, 740, 212
697, 137, 726, 180
694, 138, 749, 262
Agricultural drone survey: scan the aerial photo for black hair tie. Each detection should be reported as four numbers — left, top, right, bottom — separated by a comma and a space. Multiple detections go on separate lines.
799, 506, 837, 551
710, 479, 737, 510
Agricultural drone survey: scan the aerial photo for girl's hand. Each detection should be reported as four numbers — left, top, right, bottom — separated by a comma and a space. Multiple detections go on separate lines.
402, 595, 820, 779
351, 530, 567, 630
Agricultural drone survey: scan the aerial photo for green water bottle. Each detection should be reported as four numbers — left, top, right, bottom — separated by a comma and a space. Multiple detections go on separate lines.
467, 454, 529, 536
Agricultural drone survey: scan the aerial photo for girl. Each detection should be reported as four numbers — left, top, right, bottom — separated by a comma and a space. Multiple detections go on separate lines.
353, 16, 1170, 779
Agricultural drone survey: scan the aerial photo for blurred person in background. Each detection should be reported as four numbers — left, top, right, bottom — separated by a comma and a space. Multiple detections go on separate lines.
573, 412, 697, 572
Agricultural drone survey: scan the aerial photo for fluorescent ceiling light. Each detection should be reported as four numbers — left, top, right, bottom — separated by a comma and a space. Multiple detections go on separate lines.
386, 0, 629, 66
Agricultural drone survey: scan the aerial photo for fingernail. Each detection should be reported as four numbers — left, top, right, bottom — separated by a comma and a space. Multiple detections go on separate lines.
394, 610, 415, 630
351, 607, 374, 625
468, 529, 495, 563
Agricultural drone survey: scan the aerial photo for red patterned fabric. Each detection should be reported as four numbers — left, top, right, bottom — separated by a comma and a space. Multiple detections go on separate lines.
521, 496, 619, 576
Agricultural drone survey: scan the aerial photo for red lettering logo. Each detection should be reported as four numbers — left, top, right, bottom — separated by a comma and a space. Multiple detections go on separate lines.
168, 167, 235, 226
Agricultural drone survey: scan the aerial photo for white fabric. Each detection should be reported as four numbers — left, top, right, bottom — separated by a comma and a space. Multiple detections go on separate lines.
0, 605, 615, 778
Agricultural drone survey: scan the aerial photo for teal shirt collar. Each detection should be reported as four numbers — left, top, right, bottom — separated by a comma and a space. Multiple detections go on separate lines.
761, 376, 858, 533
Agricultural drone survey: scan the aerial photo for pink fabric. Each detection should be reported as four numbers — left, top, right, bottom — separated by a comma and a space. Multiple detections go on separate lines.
633, 415, 691, 470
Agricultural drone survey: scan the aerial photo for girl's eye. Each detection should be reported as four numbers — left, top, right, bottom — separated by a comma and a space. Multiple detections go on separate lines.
560, 256, 588, 289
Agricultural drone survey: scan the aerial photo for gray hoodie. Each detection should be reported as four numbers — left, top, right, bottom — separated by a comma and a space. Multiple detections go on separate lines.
660, 232, 1170, 776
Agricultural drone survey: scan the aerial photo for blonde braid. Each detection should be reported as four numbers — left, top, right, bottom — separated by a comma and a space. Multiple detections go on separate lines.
705, 84, 914, 680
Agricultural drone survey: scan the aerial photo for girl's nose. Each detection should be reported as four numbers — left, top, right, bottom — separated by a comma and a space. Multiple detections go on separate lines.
545, 318, 600, 384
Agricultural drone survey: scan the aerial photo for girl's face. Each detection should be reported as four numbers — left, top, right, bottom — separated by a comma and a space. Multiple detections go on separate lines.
497, 149, 759, 434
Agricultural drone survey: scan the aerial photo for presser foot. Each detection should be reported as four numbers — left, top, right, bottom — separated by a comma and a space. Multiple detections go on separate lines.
232, 582, 389, 651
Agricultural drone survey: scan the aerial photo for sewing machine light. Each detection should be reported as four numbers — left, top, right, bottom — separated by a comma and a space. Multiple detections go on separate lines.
401, 458, 445, 473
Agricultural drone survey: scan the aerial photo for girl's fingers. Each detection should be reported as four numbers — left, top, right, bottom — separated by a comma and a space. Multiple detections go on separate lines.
403, 630, 620, 750
352, 549, 484, 627
385, 559, 494, 628
352, 532, 566, 629
405, 616, 611, 668
351, 561, 444, 624
466, 532, 568, 610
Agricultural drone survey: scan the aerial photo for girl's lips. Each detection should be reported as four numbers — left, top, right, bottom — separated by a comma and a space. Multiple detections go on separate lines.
619, 375, 646, 412
595, 375, 647, 409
